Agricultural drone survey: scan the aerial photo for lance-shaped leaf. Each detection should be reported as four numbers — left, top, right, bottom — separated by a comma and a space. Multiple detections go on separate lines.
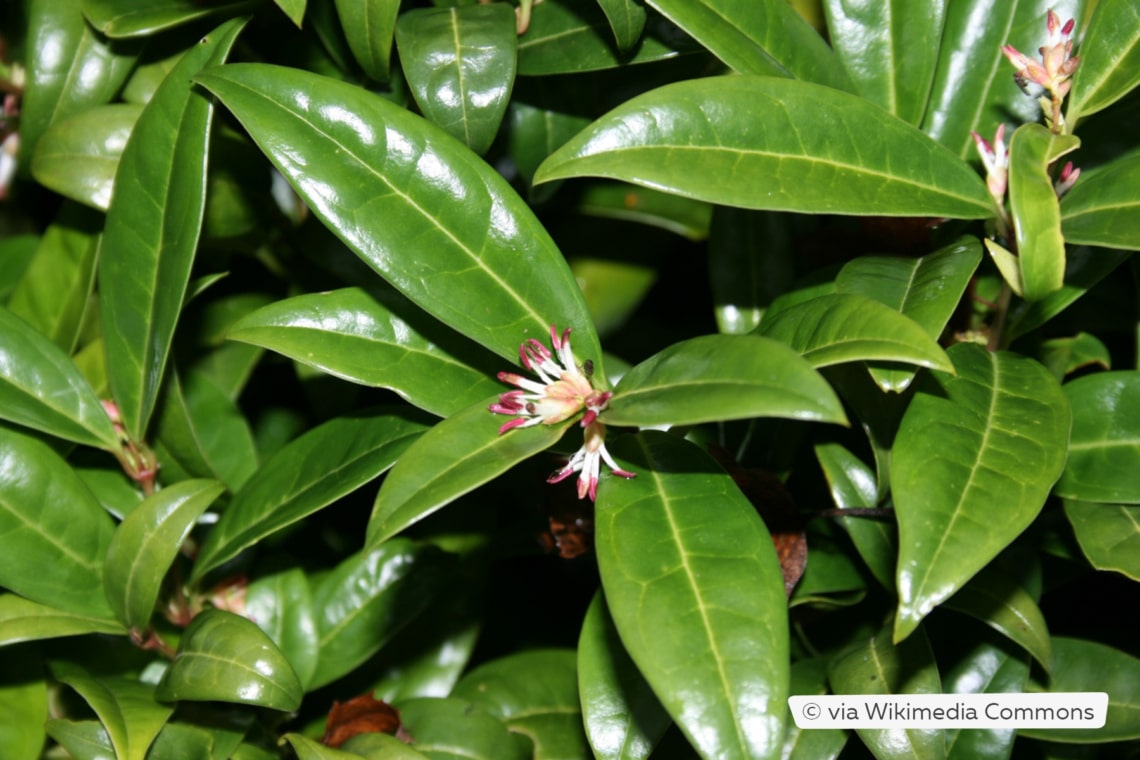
192, 407, 431, 582
46, 719, 115, 760
226, 288, 503, 418
52, 661, 173, 760
1061, 152, 1140, 251
0, 306, 118, 450
82, 0, 258, 38
155, 609, 302, 711
578, 593, 671, 760
1064, 501, 1140, 581
601, 334, 847, 428
647, 0, 850, 88
943, 565, 1051, 671
822, 0, 948, 125
194, 63, 601, 367
1055, 371, 1140, 503
0, 426, 116, 618
452, 650, 589, 759
285, 734, 397, 760
394, 698, 532, 760
942, 637, 1029, 760
891, 343, 1070, 641
0, 594, 126, 646
335, 0, 400, 82
103, 479, 225, 631
245, 568, 319, 689
1066, 0, 1140, 125
30, 104, 141, 211
597, 0, 647, 51
366, 401, 573, 548
397, 4, 517, 156
99, 18, 246, 441
275, 0, 306, 27
1007, 124, 1079, 302
757, 293, 954, 380
311, 542, 453, 688
596, 432, 789, 760
784, 658, 847, 760
922, 0, 1083, 158
1006, 246, 1132, 340
536, 76, 992, 219
829, 624, 944, 760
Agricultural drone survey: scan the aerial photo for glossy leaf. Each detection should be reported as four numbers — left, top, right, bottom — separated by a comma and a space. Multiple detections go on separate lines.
1064, 500, 1140, 581
1008, 124, 1079, 301
1060, 152, 1140, 250
397, 4, 517, 155
535, 76, 993, 218
597, 0, 647, 50
922, 0, 1084, 158
335, 0, 400, 81
146, 722, 237, 760
275, 0, 306, 27
452, 649, 589, 759
0, 235, 37, 302
941, 637, 1028, 760
0, 427, 116, 618
99, 18, 246, 441
783, 658, 846, 760
891, 343, 1070, 641
342, 733, 433, 759
194, 408, 429, 580
20, 0, 138, 165
647, 0, 850, 87
52, 660, 173, 760
829, 624, 943, 760
366, 402, 573, 548
578, 183, 713, 241
595, 432, 788, 760
195, 63, 601, 367
601, 334, 847, 428
310, 541, 453, 688
1055, 371, 1140, 503
943, 565, 1052, 671
45, 718, 115, 760
245, 568, 319, 689
578, 593, 670, 760
82, 0, 258, 37
285, 734, 380, 760
571, 259, 657, 338
0, 652, 47, 760
757, 293, 954, 378
1020, 637, 1140, 742
226, 288, 503, 418
1006, 246, 1132, 340
822, 0, 947, 124
155, 609, 302, 711
1066, 0, 1140, 124
0, 305, 118, 449
0, 594, 126, 646
103, 479, 225, 630
507, 102, 591, 189
1039, 332, 1112, 380
395, 698, 532, 760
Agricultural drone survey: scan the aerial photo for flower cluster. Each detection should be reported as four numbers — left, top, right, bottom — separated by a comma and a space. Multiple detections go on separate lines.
490, 325, 635, 501
1002, 9, 1080, 131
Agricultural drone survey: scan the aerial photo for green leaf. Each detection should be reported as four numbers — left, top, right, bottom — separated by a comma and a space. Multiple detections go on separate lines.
891, 343, 1070, 641
577, 593, 671, 760
284, 734, 381, 760
397, 5, 517, 156
155, 608, 302, 711
1055, 371, 1140, 503
829, 624, 944, 760
822, 0, 948, 125
1006, 246, 1132, 340
597, 0, 647, 50
275, 0, 306, 27
99, 18, 247, 441
1020, 638, 1140, 742
507, 102, 591, 190
0, 305, 118, 449
226, 288, 503, 418
0, 650, 47, 760
571, 258, 657, 338
103, 479, 224, 631
366, 401, 573, 548
943, 565, 1052, 671
535, 76, 993, 218
601, 334, 847, 428
311, 541, 453, 689
0, 594, 126, 646
1066, 0, 1140, 124
1008, 124, 1079, 301
52, 661, 173, 760
193, 407, 430, 581
452, 650, 589, 759
595, 432, 788, 760
1064, 501, 1140, 581
245, 568, 319, 689
708, 208, 796, 335
82, 0, 258, 37
647, 0, 851, 87
342, 733, 433, 759
194, 63, 601, 367
0, 427, 116, 618
941, 637, 1028, 760
789, 530, 866, 608
784, 658, 847, 760
335, 0, 400, 81
518, 0, 697, 76
0, 235, 37, 302
146, 722, 237, 760
1060, 152, 1140, 250
757, 293, 954, 379
45, 719, 115, 760
1039, 332, 1112, 380
394, 697, 532, 760
922, 0, 1084, 158
578, 183, 713, 242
